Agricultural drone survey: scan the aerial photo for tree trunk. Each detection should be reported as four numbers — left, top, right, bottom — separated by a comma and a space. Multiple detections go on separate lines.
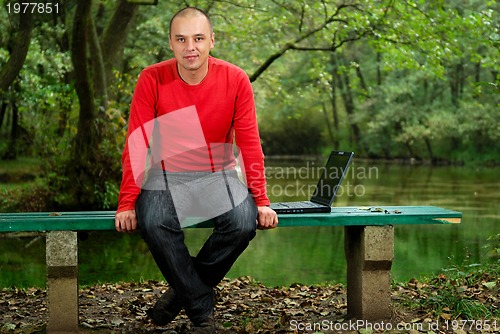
492, 71, 498, 84
334, 54, 361, 150
424, 138, 435, 165
474, 62, 481, 83
3, 102, 19, 160
329, 53, 340, 149
71, 0, 96, 154
69, 0, 98, 207
57, 77, 72, 138
376, 52, 382, 86
322, 102, 334, 144
88, 14, 108, 109
423, 79, 428, 102
101, 0, 139, 87
0, 101, 7, 129
354, 59, 368, 96
0, 11, 33, 93
342, 72, 361, 149
449, 62, 464, 107
54, 5, 72, 138
64, 0, 140, 209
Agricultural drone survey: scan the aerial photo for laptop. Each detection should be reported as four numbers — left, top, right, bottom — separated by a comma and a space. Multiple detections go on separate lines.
270, 151, 354, 214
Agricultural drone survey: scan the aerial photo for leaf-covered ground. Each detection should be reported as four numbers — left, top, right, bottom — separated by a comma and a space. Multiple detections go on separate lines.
1, 272, 498, 334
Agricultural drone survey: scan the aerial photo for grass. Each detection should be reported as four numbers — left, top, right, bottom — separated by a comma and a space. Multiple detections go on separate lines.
0, 157, 42, 175
0, 182, 34, 191
0, 156, 41, 199
396, 262, 499, 320
0, 157, 48, 212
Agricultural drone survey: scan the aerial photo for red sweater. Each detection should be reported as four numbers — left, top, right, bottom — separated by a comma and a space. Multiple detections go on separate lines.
117, 57, 269, 212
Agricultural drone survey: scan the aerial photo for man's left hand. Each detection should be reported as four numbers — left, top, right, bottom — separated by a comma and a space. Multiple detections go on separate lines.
257, 206, 278, 230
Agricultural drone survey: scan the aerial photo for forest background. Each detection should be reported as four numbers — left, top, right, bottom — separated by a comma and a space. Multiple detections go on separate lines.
0, 0, 498, 212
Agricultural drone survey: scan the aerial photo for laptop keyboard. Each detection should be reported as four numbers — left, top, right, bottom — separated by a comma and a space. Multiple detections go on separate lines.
276, 201, 323, 208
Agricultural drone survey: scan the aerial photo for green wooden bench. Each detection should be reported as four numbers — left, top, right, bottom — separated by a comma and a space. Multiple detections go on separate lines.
0, 206, 461, 332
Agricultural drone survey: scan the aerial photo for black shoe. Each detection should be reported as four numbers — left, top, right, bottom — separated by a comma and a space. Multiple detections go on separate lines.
190, 315, 216, 334
147, 288, 183, 326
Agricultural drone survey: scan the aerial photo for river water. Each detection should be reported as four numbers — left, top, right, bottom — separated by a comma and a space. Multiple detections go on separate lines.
1, 158, 498, 288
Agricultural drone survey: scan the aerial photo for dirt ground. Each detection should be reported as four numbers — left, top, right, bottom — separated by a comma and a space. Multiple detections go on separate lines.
1, 276, 498, 333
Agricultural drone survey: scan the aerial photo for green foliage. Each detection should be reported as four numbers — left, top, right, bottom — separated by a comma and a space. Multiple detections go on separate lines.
484, 234, 500, 261
0, 180, 55, 212
38, 105, 126, 210
1, 0, 499, 210
259, 113, 326, 155
358, 0, 499, 161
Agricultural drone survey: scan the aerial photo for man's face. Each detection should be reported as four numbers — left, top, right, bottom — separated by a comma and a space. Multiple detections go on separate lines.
169, 14, 214, 77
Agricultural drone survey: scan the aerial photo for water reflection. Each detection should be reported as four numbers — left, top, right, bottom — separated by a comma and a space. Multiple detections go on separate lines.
226, 159, 499, 286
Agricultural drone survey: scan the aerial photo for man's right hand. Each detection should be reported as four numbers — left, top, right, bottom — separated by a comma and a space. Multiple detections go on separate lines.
115, 210, 137, 233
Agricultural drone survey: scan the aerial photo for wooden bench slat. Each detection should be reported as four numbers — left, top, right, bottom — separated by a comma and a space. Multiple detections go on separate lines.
0, 206, 461, 232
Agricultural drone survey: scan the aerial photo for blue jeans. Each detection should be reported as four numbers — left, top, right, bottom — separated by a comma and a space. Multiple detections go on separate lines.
135, 170, 257, 322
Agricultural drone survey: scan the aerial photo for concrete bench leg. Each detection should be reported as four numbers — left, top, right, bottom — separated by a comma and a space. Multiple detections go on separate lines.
46, 231, 79, 333
344, 225, 394, 320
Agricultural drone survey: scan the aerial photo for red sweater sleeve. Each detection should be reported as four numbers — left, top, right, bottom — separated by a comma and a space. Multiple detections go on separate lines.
117, 69, 158, 213
233, 71, 270, 206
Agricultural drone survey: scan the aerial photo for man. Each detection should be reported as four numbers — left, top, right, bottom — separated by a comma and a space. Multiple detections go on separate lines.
115, 6, 278, 334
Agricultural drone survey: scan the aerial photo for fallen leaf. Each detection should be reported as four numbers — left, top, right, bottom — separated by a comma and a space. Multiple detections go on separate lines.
482, 281, 496, 289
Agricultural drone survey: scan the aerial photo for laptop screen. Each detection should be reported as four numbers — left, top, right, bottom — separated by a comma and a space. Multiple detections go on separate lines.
310, 151, 354, 206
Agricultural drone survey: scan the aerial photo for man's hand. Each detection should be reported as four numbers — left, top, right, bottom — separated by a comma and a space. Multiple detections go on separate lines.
257, 206, 278, 230
115, 210, 137, 233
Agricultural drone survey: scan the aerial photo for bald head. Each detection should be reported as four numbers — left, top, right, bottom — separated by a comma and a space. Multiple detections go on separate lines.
169, 7, 213, 38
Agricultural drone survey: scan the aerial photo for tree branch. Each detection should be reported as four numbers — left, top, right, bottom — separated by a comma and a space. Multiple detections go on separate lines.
250, 4, 361, 82
248, 3, 359, 82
